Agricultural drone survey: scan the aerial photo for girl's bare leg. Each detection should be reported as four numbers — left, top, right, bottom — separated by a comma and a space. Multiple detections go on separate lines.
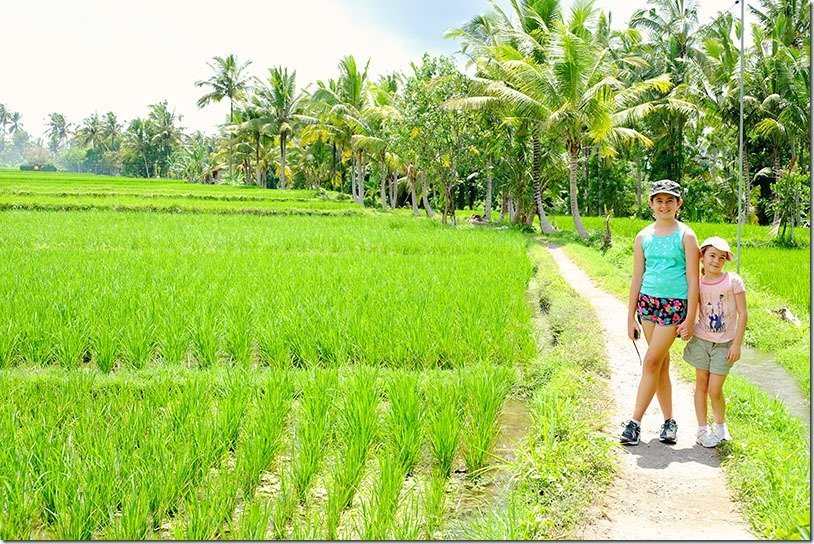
655, 352, 673, 420
694, 369, 710, 426
632, 321, 679, 422
708, 373, 727, 424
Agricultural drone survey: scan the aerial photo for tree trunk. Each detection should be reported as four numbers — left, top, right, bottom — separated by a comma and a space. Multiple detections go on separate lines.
410, 175, 420, 215
635, 155, 643, 208
421, 172, 435, 218
569, 144, 589, 239
379, 158, 388, 209
743, 149, 751, 222
228, 101, 234, 179
769, 150, 782, 236
351, 152, 358, 202
357, 151, 366, 207
531, 129, 556, 235
499, 189, 507, 222
484, 161, 493, 220
256, 134, 262, 187
279, 133, 287, 190
389, 174, 398, 209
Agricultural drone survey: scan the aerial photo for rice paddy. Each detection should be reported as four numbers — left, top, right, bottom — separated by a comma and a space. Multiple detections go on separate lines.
0, 171, 542, 540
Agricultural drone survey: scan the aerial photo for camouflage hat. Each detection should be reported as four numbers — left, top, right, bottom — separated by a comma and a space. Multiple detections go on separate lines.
649, 179, 682, 199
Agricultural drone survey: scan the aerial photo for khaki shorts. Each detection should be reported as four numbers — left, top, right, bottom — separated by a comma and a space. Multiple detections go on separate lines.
683, 336, 733, 375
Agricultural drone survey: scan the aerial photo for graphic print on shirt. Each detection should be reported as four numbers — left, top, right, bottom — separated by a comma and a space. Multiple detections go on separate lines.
701, 291, 729, 333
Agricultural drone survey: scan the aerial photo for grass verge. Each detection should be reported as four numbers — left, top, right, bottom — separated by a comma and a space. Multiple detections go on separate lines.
456, 240, 615, 539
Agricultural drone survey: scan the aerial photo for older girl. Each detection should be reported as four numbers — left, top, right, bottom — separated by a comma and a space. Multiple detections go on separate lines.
621, 179, 699, 446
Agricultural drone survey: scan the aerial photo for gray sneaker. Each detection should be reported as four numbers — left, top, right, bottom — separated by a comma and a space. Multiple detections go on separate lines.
620, 420, 641, 445
659, 418, 677, 444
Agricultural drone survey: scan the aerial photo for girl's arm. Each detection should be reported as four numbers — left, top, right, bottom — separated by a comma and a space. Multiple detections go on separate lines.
727, 291, 748, 363
678, 229, 700, 339
627, 233, 645, 340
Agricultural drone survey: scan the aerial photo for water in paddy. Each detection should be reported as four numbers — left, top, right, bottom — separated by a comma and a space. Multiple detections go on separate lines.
447, 398, 531, 524
731, 345, 810, 429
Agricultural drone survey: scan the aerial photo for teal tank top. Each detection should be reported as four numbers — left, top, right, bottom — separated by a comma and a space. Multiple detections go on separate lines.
640, 223, 689, 299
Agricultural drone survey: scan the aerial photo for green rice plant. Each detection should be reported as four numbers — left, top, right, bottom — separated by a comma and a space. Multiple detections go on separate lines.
256, 322, 288, 367
158, 306, 189, 366
235, 371, 292, 498
269, 471, 297, 539
231, 497, 272, 540
119, 316, 154, 370
105, 474, 151, 540
291, 368, 337, 502
91, 322, 119, 373
361, 450, 407, 540
421, 469, 449, 539
192, 309, 221, 368
52, 319, 89, 369
224, 305, 254, 368
0, 320, 18, 368
391, 488, 422, 540
385, 372, 423, 475
425, 375, 463, 478
290, 507, 324, 540
461, 365, 515, 474
325, 367, 381, 538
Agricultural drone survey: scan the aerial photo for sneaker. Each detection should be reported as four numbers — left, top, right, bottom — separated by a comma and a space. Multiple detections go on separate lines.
697, 428, 721, 448
714, 424, 732, 442
659, 418, 678, 444
620, 419, 641, 445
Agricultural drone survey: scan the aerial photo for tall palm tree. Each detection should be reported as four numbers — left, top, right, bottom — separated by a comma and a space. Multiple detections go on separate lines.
124, 118, 151, 177
255, 66, 306, 190
46, 112, 70, 153
101, 112, 122, 151
196, 54, 253, 178
75, 113, 103, 150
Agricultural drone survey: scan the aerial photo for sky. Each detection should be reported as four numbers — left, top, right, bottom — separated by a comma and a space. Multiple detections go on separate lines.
3, 0, 742, 140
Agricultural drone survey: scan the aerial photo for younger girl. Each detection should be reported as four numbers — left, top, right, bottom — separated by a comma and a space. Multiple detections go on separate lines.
683, 236, 748, 447
621, 179, 699, 446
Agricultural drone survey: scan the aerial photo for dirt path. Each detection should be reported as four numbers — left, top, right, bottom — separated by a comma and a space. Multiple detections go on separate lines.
546, 244, 755, 541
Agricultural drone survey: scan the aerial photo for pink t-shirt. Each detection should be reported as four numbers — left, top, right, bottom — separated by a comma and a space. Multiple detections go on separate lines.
693, 272, 746, 343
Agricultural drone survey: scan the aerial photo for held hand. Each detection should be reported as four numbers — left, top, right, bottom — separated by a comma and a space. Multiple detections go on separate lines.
727, 344, 741, 363
676, 323, 692, 341
628, 318, 640, 341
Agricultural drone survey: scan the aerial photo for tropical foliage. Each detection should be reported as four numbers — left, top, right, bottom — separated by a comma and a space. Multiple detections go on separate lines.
0, 0, 808, 239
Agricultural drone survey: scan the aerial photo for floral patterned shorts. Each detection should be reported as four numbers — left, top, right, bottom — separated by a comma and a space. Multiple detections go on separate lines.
637, 293, 687, 326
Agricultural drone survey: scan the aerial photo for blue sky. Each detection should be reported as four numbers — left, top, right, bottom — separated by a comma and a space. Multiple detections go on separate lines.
3, 0, 739, 139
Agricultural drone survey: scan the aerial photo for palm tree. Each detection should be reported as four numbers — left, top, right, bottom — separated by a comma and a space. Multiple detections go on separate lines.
255, 66, 306, 190
46, 112, 70, 153
124, 118, 152, 177
196, 54, 253, 178
75, 113, 103, 149
101, 112, 122, 151
477, 0, 672, 238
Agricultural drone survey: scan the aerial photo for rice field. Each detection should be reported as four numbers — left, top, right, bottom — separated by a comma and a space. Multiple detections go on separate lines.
0, 365, 515, 540
0, 171, 545, 540
0, 210, 535, 371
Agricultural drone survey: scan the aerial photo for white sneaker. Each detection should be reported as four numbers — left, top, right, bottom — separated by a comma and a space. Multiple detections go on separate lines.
714, 424, 732, 442
697, 428, 721, 448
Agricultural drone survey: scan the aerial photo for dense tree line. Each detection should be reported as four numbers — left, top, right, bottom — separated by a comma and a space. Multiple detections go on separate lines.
1, 0, 808, 238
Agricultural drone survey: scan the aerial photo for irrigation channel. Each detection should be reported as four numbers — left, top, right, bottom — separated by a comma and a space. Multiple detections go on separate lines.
731, 346, 810, 429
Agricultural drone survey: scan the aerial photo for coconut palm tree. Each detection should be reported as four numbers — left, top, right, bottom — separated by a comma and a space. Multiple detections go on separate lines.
46, 112, 70, 153
196, 54, 253, 178
75, 113, 103, 150
255, 66, 307, 190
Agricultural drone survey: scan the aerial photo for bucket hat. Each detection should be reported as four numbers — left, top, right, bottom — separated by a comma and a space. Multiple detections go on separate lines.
649, 179, 682, 199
